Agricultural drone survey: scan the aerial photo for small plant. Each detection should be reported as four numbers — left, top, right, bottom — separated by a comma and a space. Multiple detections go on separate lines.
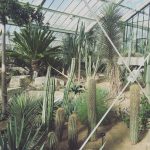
140, 96, 150, 130
47, 132, 58, 150
130, 84, 140, 145
75, 88, 108, 125
55, 108, 65, 141
68, 114, 78, 150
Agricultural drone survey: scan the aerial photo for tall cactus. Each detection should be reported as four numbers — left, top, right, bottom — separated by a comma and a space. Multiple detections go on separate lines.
55, 108, 65, 141
146, 64, 150, 102
63, 58, 75, 115
42, 67, 55, 130
47, 132, 58, 150
68, 114, 78, 150
130, 84, 140, 145
87, 77, 96, 141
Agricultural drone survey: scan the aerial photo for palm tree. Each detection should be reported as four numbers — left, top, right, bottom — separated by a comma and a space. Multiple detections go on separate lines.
97, 4, 122, 95
0, 0, 44, 116
8, 26, 61, 76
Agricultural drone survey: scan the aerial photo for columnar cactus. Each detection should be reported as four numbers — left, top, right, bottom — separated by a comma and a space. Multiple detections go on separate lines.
55, 108, 65, 141
146, 65, 150, 102
63, 58, 75, 115
47, 132, 58, 150
130, 84, 140, 144
68, 114, 78, 149
87, 77, 96, 141
42, 66, 55, 130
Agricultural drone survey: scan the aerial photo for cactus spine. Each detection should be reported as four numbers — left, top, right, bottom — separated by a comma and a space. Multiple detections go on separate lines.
68, 114, 78, 149
130, 84, 140, 144
146, 65, 150, 102
87, 78, 96, 141
47, 132, 58, 150
42, 67, 55, 130
55, 108, 65, 141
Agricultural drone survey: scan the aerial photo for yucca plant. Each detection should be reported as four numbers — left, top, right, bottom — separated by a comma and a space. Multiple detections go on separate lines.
8, 25, 61, 75
96, 4, 122, 95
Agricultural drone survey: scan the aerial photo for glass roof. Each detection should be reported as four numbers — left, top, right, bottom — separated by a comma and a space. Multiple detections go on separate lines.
1, 0, 150, 46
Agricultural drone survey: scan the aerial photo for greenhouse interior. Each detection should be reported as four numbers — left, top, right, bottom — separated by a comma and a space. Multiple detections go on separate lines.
0, 0, 150, 150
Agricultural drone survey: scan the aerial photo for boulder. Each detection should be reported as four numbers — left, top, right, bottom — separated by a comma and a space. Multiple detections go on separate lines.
9, 75, 31, 88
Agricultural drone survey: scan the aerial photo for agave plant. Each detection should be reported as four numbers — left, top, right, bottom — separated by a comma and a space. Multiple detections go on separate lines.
0, 117, 45, 150
8, 25, 62, 75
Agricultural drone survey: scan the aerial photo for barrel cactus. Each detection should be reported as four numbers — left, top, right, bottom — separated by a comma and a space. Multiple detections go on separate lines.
130, 84, 140, 144
87, 78, 96, 141
68, 114, 78, 149
47, 132, 58, 150
55, 108, 65, 141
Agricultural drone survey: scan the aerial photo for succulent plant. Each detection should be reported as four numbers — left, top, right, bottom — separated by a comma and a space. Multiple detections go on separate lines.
87, 77, 97, 141
55, 107, 65, 141
42, 67, 55, 131
47, 132, 58, 150
146, 65, 150, 102
130, 84, 140, 144
68, 114, 78, 149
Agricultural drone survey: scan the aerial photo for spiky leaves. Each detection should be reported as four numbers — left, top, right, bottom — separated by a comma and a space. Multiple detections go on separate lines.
8, 26, 61, 73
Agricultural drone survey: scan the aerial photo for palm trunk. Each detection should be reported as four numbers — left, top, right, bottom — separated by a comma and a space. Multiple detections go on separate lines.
1, 23, 7, 116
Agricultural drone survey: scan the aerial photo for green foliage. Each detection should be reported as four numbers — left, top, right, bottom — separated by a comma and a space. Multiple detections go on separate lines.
75, 88, 108, 125
0, 0, 44, 25
55, 108, 65, 141
140, 96, 150, 129
8, 26, 61, 73
0, 117, 44, 150
68, 114, 78, 150
47, 132, 58, 150
9, 93, 42, 129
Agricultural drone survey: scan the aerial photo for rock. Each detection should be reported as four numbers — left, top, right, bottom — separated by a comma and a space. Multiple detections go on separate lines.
32, 77, 65, 90
32, 76, 46, 90
9, 75, 31, 88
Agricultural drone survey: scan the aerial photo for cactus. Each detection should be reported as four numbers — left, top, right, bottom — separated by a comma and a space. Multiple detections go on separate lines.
146, 65, 150, 102
42, 67, 55, 130
130, 84, 140, 145
68, 114, 78, 149
55, 108, 65, 141
47, 132, 58, 150
63, 58, 75, 115
87, 77, 96, 141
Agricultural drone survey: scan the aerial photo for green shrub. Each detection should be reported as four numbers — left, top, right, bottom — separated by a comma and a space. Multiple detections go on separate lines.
75, 88, 108, 125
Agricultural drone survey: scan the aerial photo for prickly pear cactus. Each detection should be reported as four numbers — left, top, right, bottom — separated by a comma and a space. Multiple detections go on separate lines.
130, 84, 140, 144
47, 132, 58, 150
87, 78, 96, 141
68, 114, 78, 149
55, 108, 65, 141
